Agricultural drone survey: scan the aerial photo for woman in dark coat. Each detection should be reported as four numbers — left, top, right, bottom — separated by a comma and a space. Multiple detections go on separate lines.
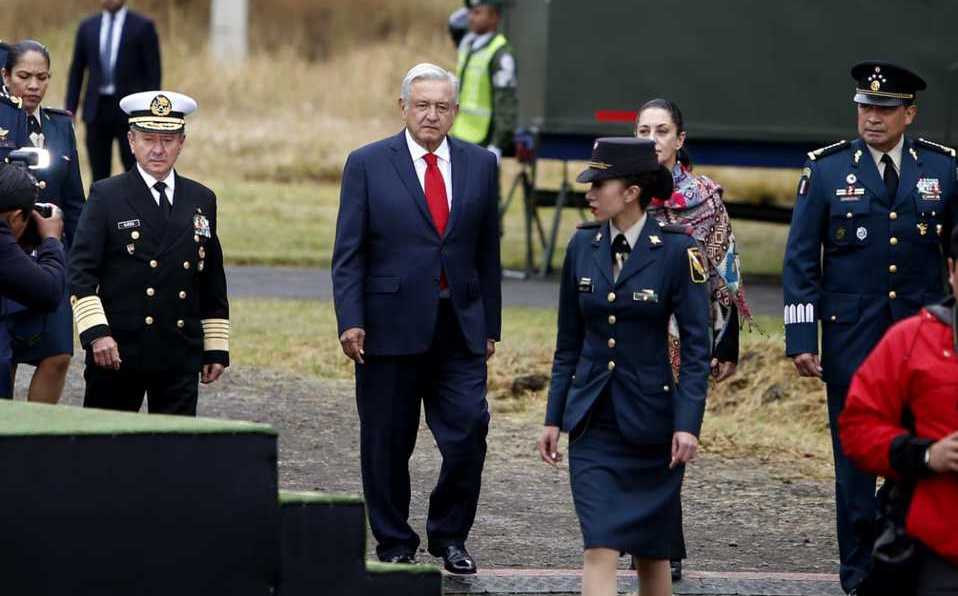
2, 40, 85, 403
537, 137, 711, 596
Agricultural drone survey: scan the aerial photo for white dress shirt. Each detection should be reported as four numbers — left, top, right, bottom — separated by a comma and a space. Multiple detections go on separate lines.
867, 134, 904, 179
609, 214, 647, 281
99, 6, 127, 95
405, 129, 453, 208
137, 164, 175, 208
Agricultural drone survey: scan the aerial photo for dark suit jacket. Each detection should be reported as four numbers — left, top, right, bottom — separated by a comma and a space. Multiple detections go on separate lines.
69, 169, 228, 373
545, 221, 711, 444
65, 9, 162, 122
332, 131, 502, 356
35, 108, 86, 248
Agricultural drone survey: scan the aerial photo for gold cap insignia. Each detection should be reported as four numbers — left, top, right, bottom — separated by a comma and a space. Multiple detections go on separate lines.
870, 79, 881, 92
150, 94, 173, 117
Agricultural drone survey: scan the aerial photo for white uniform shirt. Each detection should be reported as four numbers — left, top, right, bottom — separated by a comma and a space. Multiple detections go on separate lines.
137, 164, 176, 208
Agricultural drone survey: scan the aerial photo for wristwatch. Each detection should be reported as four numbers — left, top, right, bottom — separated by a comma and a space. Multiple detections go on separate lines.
924, 447, 932, 468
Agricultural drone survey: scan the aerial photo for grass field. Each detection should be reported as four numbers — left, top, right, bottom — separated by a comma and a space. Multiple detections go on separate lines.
232, 299, 831, 477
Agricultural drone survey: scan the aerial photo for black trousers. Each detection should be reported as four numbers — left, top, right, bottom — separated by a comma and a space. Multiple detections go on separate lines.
355, 300, 489, 559
85, 94, 135, 182
83, 365, 199, 416
827, 384, 877, 593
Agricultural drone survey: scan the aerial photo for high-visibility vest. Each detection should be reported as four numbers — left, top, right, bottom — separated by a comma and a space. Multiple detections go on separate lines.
451, 33, 508, 144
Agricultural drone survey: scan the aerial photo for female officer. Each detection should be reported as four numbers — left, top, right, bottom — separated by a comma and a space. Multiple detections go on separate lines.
537, 138, 710, 596
636, 97, 752, 580
3, 40, 85, 404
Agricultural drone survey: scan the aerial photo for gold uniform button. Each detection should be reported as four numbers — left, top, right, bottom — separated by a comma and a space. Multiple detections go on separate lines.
830, 315, 837, 321
889, 291, 897, 300
663, 385, 670, 391
889, 237, 898, 246
608, 315, 616, 325
149, 259, 158, 268
131, 231, 140, 240
846, 212, 853, 219
607, 338, 616, 349
145, 316, 154, 325
889, 265, 897, 273
607, 292, 616, 303
179, 291, 187, 299
183, 261, 191, 270
889, 212, 898, 221
176, 320, 185, 328
607, 361, 616, 371
146, 288, 155, 297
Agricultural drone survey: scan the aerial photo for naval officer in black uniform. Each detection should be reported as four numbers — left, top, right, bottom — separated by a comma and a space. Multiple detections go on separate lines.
69, 90, 229, 415
783, 62, 956, 595
537, 138, 710, 596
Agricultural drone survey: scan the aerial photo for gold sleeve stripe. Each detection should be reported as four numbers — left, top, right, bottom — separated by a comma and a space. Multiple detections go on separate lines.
202, 318, 230, 352
73, 296, 109, 334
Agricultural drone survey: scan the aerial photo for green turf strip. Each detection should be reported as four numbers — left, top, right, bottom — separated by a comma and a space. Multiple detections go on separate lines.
0, 401, 275, 436
366, 561, 441, 575
279, 490, 364, 506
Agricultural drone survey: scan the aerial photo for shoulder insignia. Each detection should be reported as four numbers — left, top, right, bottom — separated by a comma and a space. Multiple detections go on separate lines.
0, 94, 23, 109
576, 221, 601, 230
915, 137, 957, 158
687, 247, 709, 284
806, 139, 849, 161
659, 223, 692, 235
42, 107, 73, 118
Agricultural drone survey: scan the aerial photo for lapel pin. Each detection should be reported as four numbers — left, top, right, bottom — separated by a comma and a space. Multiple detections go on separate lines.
649, 235, 662, 245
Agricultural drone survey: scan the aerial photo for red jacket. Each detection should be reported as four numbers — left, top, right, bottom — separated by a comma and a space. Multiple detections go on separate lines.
840, 304, 958, 566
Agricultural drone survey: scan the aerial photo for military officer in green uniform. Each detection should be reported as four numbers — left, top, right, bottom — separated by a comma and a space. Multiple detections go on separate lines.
69, 90, 229, 415
450, 0, 517, 162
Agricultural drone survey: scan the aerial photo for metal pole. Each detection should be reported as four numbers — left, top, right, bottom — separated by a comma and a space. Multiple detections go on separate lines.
210, 0, 249, 64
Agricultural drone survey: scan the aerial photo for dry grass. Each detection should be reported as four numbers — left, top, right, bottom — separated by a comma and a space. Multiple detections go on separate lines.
233, 300, 832, 478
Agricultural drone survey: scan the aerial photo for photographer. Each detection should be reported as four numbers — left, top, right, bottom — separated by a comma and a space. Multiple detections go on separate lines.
839, 224, 958, 594
0, 161, 66, 399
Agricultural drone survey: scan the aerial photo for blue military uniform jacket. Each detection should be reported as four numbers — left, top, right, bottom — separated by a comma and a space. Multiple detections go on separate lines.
545, 220, 711, 445
0, 94, 28, 159
783, 136, 955, 388
32, 107, 85, 249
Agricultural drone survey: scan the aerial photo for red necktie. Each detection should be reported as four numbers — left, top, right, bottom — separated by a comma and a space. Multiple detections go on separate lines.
423, 153, 450, 288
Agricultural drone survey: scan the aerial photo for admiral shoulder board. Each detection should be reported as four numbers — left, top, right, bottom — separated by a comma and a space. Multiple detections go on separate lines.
915, 137, 957, 158
42, 106, 74, 119
807, 139, 849, 161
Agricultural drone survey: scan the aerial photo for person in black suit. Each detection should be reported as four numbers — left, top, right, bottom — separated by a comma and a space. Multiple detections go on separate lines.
332, 63, 501, 573
66, 0, 161, 182
69, 90, 229, 415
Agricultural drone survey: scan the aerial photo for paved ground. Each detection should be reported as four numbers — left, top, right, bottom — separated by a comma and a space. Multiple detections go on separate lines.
225, 266, 784, 318
23, 361, 838, 595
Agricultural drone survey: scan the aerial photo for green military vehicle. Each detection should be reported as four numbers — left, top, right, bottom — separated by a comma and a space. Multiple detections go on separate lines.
500, 0, 958, 274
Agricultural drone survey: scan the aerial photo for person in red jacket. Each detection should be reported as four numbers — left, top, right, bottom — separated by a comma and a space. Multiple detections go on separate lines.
840, 224, 958, 594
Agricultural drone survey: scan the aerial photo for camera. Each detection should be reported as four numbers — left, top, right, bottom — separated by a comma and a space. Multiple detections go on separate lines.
4, 147, 54, 250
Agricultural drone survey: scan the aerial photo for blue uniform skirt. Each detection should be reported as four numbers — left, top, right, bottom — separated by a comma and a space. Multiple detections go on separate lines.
9, 285, 74, 365
569, 391, 686, 560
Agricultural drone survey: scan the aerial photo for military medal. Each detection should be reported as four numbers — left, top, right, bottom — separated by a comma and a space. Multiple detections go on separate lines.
835, 186, 865, 200
835, 226, 847, 241
193, 212, 211, 238
917, 177, 941, 199
198, 246, 206, 259
126, 243, 135, 255
846, 174, 857, 184
856, 226, 868, 241
633, 289, 658, 303
918, 223, 929, 236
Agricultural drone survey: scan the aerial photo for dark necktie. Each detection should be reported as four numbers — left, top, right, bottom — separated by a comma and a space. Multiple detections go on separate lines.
611, 233, 631, 280
154, 181, 172, 220
423, 153, 450, 288
101, 12, 116, 89
27, 115, 42, 147
881, 153, 899, 198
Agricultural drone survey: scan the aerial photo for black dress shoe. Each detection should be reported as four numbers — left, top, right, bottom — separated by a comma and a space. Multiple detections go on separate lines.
670, 559, 682, 581
380, 551, 416, 564
438, 544, 477, 574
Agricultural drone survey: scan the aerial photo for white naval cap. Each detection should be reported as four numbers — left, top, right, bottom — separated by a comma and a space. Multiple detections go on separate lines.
119, 90, 197, 133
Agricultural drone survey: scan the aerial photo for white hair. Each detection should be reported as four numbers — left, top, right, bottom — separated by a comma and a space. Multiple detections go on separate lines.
400, 63, 458, 106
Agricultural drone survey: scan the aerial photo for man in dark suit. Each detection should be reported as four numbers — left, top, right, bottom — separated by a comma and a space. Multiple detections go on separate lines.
69, 90, 229, 415
66, 0, 161, 182
332, 63, 501, 573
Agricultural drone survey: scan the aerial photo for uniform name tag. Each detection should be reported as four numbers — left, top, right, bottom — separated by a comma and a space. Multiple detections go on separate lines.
633, 289, 658, 302
117, 219, 140, 230
577, 277, 593, 293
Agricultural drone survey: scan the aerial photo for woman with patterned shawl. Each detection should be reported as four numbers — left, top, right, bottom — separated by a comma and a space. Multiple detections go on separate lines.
635, 98, 752, 580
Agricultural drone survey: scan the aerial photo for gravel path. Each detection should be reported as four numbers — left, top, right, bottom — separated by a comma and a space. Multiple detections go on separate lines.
39, 362, 835, 574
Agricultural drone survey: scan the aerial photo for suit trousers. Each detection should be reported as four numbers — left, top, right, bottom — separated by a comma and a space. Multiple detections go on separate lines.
85, 94, 135, 182
83, 365, 199, 416
827, 383, 878, 593
355, 299, 489, 559
917, 548, 958, 596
